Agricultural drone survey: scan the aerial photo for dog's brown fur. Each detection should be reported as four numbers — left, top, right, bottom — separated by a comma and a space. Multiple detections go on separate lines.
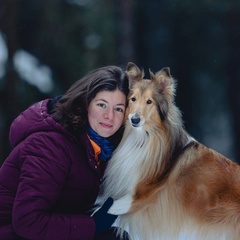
102, 62, 240, 239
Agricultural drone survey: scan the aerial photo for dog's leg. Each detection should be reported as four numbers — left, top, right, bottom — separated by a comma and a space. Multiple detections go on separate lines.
108, 194, 133, 215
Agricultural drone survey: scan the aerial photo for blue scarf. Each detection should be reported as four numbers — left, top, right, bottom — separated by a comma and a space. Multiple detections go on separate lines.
87, 126, 114, 162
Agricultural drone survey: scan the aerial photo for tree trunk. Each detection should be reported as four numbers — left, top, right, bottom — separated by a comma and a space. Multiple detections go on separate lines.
226, 9, 240, 163
0, 0, 19, 164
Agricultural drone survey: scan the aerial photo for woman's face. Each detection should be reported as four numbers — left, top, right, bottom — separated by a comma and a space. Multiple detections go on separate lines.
88, 90, 126, 137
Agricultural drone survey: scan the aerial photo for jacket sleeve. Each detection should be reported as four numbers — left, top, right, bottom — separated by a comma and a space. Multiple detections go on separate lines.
12, 133, 96, 240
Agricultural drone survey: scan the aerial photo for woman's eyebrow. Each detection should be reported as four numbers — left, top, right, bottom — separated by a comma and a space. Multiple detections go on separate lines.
95, 98, 107, 102
95, 99, 125, 106
116, 103, 125, 106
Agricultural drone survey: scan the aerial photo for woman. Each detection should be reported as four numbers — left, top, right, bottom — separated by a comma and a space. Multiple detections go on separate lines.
0, 65, 129, 240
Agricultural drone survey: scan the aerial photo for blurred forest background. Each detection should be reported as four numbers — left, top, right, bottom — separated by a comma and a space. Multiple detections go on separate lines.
0, 0, 240, 165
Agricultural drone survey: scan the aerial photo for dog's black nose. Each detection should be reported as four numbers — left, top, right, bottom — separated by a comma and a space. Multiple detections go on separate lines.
131, 116, 140, 125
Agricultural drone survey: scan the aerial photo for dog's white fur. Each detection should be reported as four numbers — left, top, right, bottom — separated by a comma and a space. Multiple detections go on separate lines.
98, 62, 240, 240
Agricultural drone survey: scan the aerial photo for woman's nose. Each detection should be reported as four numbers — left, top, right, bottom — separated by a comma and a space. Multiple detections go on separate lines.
104, 109, 114, 120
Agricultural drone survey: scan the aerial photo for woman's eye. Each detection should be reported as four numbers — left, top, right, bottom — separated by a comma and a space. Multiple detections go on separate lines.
97, 103, 106, 108
146, 99, 152, 104
115, 107, 124, 113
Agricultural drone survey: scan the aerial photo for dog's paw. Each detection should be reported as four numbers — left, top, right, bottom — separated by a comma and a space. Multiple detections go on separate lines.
108, 195, 133, 215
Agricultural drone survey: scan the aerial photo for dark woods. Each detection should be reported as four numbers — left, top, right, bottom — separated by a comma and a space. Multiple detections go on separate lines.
0, 0, 239, 165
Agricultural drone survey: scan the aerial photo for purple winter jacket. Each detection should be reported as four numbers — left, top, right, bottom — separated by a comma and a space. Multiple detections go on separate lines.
0, 99, 106, 240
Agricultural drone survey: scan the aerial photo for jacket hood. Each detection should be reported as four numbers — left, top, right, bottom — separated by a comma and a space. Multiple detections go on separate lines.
9, 99, 66, 147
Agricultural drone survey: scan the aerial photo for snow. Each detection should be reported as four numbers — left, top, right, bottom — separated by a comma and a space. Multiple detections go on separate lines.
0, 31, 54, 93
13, 50, 54, 93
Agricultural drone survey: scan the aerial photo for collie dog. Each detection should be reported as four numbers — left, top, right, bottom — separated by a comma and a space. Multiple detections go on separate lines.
100, 62, 240, 240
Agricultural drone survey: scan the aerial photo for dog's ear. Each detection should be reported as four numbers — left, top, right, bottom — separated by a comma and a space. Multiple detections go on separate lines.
151, 67, 176, 98
126, 62, 144, 88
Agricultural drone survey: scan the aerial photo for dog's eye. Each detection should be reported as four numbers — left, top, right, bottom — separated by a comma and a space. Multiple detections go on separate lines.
146, 99, 152, 104
131, 97, 136, 102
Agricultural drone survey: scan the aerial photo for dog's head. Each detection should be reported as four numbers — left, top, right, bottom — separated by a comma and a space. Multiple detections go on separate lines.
125, 62, 177, 130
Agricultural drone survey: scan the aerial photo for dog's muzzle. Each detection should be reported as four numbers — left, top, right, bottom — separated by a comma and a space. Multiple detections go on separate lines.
130, 112, 141, 127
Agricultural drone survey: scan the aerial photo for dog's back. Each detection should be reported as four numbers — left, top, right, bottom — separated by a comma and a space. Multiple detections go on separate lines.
102, 62, 240, 240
